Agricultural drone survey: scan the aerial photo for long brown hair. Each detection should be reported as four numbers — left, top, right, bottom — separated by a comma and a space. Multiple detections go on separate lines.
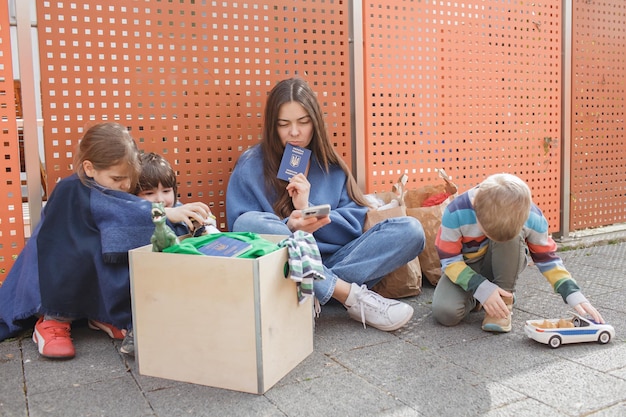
261, 78, 370, 218
74, 122, 141, 190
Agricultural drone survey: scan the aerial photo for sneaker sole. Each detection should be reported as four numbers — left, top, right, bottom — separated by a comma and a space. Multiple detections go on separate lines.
88, 320, 125, 340
481, 323, 512, 333
119, 346, 135, 356
32, 329, 75, 359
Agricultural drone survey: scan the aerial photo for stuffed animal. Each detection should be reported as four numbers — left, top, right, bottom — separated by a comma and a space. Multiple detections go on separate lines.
150, 202, 179, 252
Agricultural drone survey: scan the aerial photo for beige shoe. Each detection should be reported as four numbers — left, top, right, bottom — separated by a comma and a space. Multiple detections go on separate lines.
481, 295, 514, 333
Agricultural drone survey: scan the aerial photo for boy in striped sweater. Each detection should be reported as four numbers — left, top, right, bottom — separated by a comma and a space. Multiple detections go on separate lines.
431, 173, 604, 332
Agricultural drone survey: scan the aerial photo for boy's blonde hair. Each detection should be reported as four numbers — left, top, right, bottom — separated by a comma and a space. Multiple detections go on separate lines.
474, 173, 532, 242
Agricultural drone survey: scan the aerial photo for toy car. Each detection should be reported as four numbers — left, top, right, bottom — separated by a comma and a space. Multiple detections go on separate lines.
524, 313, 615, 349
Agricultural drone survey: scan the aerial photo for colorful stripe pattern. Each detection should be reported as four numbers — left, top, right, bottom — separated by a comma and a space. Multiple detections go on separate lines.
436, 189, 580, 300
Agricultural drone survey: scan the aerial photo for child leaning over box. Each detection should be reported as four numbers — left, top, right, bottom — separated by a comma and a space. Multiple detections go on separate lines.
431, 173, 604, 332
0, 124, 212, 360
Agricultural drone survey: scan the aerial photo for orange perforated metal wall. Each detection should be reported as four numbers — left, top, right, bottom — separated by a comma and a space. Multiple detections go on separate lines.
570, 0, 626, 230
0, 2, 24, 281
362, 0, 564, 229
2, 1, 626, 281
36, 0, 351, 231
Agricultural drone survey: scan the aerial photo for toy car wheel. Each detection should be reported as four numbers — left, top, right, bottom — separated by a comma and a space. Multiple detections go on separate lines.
598, 331, 611, 344
549, 335, 562, 348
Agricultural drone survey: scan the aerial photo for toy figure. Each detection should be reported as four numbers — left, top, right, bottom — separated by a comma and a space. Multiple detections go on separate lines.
151, 202, 179, 252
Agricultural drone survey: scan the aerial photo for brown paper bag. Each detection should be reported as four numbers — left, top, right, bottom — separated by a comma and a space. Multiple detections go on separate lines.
404, 172, 458, 285
364, 192, 422, 298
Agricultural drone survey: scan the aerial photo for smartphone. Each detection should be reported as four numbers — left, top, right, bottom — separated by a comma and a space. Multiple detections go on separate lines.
302, 204, 331, 219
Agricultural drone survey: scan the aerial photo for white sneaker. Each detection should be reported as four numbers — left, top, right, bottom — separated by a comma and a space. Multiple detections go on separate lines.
345, 284, 414, 331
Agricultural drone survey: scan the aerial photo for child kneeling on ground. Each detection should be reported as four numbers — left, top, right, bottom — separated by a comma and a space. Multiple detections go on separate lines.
431, 173, 604, 332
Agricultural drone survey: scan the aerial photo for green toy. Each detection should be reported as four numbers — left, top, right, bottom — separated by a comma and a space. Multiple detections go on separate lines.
150, 202, 179, 252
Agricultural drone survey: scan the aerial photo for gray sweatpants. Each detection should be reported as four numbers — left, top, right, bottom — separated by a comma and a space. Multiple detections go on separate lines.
431, 233, 528, 326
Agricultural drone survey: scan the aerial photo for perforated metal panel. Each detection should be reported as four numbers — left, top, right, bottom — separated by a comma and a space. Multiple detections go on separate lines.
363, 0, 563, 230
36, 0, 351, 230
570, 0, 626, 230
3, 0, 626, 283
362, 1, 439, 191
0, 2, 24, 280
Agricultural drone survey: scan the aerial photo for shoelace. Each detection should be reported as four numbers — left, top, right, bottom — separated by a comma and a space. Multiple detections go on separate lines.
354, 284, 391, 329
314, 298, 321, 318
43, 322, 71, 339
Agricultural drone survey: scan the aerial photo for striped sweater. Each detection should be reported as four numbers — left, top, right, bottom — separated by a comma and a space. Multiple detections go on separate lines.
436, 187, 587, 306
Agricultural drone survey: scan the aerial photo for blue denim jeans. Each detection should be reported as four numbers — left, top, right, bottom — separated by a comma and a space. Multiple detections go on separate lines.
232, 211, 425, 304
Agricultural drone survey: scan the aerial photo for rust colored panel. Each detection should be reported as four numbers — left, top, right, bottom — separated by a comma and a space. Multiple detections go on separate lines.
362, 0, 563, 230
0, 2, 26, 282
36, 0, 351, 231
571, 0, 626, 230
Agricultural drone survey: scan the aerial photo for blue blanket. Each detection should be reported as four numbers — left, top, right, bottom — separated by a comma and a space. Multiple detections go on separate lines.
0, 175, 186, 341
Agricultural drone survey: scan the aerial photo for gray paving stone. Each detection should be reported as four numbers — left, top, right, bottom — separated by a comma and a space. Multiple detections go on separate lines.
1, 237, 625, 417
26, 376, 153, 417
22, 326, 129, 395
0, 339, 27, 416
265, 369, 404, 417
501, 361, 626, 416
145, 383, 283, 417
585, 402, 626, 417
480, 398, 568, 417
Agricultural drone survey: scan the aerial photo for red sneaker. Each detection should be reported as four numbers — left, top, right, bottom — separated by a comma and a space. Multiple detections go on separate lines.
32, 317, 75, 359
88, 320, 126, 340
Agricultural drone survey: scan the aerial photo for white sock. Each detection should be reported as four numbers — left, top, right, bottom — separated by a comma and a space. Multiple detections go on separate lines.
344, 283, 362, 307
43, 315, 72, 323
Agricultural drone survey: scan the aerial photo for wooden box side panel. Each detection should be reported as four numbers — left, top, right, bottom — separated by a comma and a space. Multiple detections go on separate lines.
129, 249, 260, 393
257, 249, 314, 391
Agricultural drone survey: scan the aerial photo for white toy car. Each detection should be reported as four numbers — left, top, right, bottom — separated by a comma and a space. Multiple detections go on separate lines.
524, 313, 615, 349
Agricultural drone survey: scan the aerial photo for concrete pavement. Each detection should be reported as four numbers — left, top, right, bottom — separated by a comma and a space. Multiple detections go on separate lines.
1, 230, 626, 417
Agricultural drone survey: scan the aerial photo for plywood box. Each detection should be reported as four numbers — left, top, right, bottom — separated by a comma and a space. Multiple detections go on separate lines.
128, 234, 314, 394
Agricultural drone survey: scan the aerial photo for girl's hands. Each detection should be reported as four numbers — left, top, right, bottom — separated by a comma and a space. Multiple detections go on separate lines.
286, 209, 331, 234
164, 202, 212, 231
286, 173, 310, 210
285, 172, 329, 232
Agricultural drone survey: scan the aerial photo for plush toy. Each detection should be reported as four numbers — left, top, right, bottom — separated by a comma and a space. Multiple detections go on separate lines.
150, 202, 179, 252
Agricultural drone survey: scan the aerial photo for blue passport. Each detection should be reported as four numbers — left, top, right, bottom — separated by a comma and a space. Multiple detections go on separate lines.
197, 235, 252, 257
277, 143, 311, 181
